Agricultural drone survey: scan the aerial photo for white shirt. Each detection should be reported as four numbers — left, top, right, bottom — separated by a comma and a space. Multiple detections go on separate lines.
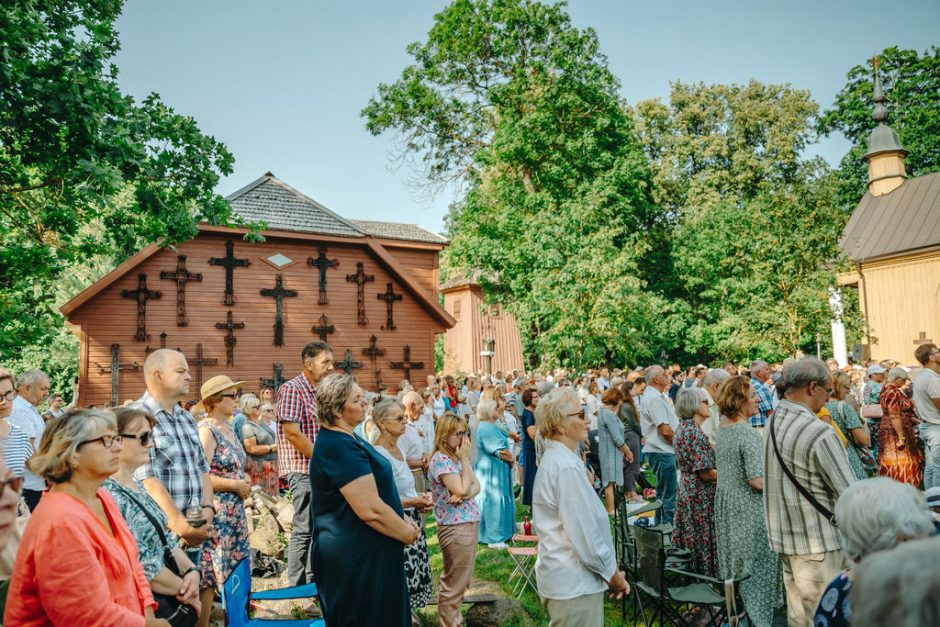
432, 396, 446, 419
416, 408, 436, 455
639, 386, 678, 455
584, 394, 601, 431
534, 440, 617, 600
10, 395, 46, 490
398, 421, 425, 463
504, 411, 519, 456
913, 368, 940, 426
373, 445, 418, 505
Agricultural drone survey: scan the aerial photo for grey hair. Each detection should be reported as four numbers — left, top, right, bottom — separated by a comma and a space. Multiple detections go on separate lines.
851, 536, 940, 627
16, 369, 49, 388
477, 400, 498, 422
675, 386, 709, 420
644, 365, 664, 385
259, 403, 275, 413
29, 408, 117, 483
835, 477, 935, 564
535, 386, 580, 439
401, 391, 423, 408
239, 393, 260, 413
536, 381, 555, 397
373, 399, 405, 423
780, 357, 830, 392
749, 360, 769, 373
703, 368, 731, 390
315, 373, 359, 426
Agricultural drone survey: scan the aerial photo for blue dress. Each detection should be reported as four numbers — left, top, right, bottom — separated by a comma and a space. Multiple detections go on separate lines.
520, 409, 537, 506
474, 421, 516, 544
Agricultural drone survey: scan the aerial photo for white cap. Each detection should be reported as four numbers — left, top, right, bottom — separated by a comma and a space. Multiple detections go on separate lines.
867, 364, 886, 375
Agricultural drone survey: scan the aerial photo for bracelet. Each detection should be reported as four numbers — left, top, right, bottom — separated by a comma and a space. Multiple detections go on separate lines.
182, 566, 199, 578
202, 503, 216, 514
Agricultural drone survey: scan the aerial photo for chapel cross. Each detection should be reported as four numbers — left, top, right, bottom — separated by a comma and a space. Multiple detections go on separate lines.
335, 349, 363, 375
145, 331, 180, 354
260, 362, 286, 396
914, 331, 934, 346
260, 274, 298, 347
363, 334, 386, 387
189, 343, 218, 391
312, 314, 336, 343
346, 262, 375, 326
159, 254, 202, 326
121, 273, 162, 342
389, 345, 424, 382
208, 240, 251, 306
95, 344, 140, 406
307, 246, 340, 305
215, 311, 246, 366
377, 283, 403, 330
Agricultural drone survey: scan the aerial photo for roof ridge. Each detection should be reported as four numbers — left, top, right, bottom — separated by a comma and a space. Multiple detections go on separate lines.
260, 175, 365, 236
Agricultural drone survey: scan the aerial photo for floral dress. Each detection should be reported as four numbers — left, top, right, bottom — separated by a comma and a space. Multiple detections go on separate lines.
878, 384, 924, 487
198, 420, 250, 589
825, 400, 869, 480
242, 420, 279, 498
673, 418, 718, 576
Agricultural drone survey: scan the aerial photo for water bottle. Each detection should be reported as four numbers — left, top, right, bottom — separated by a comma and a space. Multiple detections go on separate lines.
186, 497, 203, 526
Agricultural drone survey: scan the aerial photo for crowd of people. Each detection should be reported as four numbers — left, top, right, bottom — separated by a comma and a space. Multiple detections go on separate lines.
0, 340, 939, 626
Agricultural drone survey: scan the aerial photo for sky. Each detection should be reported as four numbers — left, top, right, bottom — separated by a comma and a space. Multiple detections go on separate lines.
113, 0, 939, 234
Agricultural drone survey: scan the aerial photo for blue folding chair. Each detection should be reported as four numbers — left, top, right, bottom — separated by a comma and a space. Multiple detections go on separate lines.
222, 557, 325, 627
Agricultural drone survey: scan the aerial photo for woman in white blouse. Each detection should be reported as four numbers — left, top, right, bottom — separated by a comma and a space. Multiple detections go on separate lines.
533, 387, 628, 626
371, 399, 434, 611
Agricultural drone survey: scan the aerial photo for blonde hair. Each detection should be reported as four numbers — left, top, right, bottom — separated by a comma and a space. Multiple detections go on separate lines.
535, 387, 579, 439
476, 400, 498, 422
316, 373, 358, 427
29, 408, 117, 483
433, 412, 466, 459
239, 393, 261, 414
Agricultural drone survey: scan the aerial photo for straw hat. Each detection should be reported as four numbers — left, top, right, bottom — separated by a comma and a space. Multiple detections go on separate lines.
194, 375, 246, 412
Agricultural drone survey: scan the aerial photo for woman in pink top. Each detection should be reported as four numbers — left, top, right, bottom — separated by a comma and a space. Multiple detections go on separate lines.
4, 408, 167, 627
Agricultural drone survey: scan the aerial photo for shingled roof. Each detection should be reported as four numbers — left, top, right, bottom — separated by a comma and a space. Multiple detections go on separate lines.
351, 220, 447, 244
840, 172, 940, 262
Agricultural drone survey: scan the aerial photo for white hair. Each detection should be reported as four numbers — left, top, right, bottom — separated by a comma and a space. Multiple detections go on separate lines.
835, 477, 935, 564
851, 536, 940, 627
16, 369, 49, 389
674, 386, 708, 419
644, 365, 664, 385
476, 400, 498, 422
703, 368, 731, 389
781, 357, 829, 392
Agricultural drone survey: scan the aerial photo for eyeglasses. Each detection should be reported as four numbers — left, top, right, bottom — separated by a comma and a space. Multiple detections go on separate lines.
0, 390, 16, 403
221, 393, 237, 398
0, 475, 23, 496
120, 430, 152, 446
79, 434, 123, 448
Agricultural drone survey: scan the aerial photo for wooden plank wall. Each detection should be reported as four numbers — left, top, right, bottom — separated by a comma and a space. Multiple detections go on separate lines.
70, 232, 445, 406
442, 285, 524, 375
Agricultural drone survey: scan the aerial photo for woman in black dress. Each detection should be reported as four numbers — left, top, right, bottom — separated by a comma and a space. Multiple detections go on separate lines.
309, 373, 421, 626
519, 387, 539, 507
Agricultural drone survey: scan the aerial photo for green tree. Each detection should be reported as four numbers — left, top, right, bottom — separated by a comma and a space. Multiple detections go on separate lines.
818, 47, 940, 208
363, 0, 664, 368
0, 1, 252, 366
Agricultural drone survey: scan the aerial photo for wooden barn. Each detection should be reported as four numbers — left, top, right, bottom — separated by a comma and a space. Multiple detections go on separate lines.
61, 173, 455, 407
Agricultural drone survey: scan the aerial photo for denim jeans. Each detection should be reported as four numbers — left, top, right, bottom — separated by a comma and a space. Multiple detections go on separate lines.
646, 452, 677, 525
287, 472, 315, 585
921, 422, 940, 489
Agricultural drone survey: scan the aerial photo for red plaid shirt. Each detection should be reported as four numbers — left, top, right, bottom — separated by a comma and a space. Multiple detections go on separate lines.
276, 373, 319, 476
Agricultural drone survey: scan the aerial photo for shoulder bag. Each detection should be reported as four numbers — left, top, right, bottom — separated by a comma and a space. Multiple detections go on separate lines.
768, 412, 838, 527
835, 402, 877, 474
860, 383, 884, 419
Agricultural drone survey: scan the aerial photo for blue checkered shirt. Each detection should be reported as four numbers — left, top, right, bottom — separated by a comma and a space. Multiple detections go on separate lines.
749, 378, 776, 428
134, 391, 210, 513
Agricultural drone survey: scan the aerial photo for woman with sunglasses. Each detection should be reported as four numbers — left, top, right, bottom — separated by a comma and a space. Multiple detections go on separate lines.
4, 408, 170, 626
104, 406, 201, 625
0, 368, 31, 485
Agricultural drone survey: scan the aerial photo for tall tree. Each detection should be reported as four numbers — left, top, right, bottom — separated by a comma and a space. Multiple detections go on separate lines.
363, 0, 664, 367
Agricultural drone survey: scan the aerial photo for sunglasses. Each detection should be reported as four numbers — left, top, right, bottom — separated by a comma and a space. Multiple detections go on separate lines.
79, 434, 123, 448
0, 475, 23, 496
121, 430, 153, 446
221, 393, 237, 398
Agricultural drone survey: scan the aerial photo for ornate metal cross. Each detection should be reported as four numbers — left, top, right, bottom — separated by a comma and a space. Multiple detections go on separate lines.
346, 262, 375, 326
260, 274, 298, 347
389, 345, 424, 383
208, 240, 251, 306
335, 349, 363, 375
95, 344, 140, 406
363, 334, 386, 388
377, 283, 403, 330
312, 314, 336, 343
160, 255, 202, 326
914, 331, 935, 346
307, 246, 339, 305
215, 311, 246, 366
189, 343, 218, 392
260, 362, 286, 396
144, 331, 181, 354
121, 273, 162, 342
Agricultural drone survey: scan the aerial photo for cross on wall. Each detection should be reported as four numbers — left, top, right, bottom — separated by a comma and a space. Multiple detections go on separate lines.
121, 274, 161, 342
260, 274, 298, 347
307, 246, 339, 305
208, 240, 251, 306
95, 344, 140, 406
159, 254, 202, 326
189, 343, 219, 392
914, 331, 934, 346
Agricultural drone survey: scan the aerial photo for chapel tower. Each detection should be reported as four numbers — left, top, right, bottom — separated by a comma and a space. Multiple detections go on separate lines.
864, 58, 908, 196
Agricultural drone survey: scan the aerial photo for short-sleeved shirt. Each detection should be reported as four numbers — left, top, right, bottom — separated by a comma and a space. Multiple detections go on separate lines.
398, 422, 425, 462
103, 477, 180, 581
0, 423, 32, 478
276, 373, 319, 477
134, 391, 210, 514
373, 445, 418, 503
9, 396, 45, 490
749, 378, 775, 428
640, 386, 679, 454
428, 452, 480, 526
242, 420, 277, 461
913, 368, 940, 426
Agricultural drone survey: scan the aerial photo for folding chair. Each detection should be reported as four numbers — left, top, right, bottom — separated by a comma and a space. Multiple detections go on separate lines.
632, 525, 745, 627
222, 557, 325, 627
506, 534, 538, 598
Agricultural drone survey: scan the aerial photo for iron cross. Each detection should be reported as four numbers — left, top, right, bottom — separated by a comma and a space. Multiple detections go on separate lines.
389, 345, 425, 383
95, 344, 140, 406
189, 343, 218, 392
121, 273, 162, 342
260, 362, 286, 396
215, 311, 246, 366
160, 254, 203, 326
363, 335, 386, 388
208, 240, 251, 306
914, 331, 935, 346
377, 283, 403, 330
312, 314, 336, 343
260, 274, 298, 347
307, 246, 339, 305
145, 332, 180, 354
346, 262, 375, 326
335, 349, 363, 375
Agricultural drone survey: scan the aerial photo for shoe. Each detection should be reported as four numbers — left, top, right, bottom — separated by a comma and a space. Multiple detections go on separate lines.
487, 542, 508, 549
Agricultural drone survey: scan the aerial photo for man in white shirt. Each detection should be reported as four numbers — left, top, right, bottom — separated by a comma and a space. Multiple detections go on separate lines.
914, 343, 940, 489
639, 365, 679, 524
401, 391, 430, 492
9, 370, 50, 511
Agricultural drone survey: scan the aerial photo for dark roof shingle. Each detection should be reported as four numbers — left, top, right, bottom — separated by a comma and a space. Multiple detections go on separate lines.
350, 220, 447, 244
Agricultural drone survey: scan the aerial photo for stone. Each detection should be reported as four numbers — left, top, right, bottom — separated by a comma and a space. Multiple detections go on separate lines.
276, 502, 294, 532
465, 596, 525, 627
249, 512, 283, 557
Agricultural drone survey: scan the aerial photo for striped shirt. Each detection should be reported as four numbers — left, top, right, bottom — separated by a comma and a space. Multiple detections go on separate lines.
749, 378, 776, 428
0, 422, 32, 478
763, 399, 856, 555
9, 396, 45, 490
276, 373, 319, 477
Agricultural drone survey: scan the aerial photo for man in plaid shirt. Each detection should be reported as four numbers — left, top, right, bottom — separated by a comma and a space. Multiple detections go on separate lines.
749, 359, 777, 430
278, 341, 335, 586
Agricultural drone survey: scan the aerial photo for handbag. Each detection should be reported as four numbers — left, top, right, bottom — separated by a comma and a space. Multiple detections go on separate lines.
110, 482, 198, 627
835, 402, 877, 473
769, 412, 838, 527
860, 383, 884, 419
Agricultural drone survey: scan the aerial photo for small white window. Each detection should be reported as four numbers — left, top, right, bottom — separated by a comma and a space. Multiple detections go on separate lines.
266, 253, 293, 268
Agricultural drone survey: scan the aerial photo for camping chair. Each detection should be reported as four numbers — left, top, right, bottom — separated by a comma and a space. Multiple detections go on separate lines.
506, 534, 539, 598
632, 525, 746, 627
222, 557, 325, 627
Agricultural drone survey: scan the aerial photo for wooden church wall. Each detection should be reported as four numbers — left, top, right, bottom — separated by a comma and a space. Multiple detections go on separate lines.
69, 231, 445, 407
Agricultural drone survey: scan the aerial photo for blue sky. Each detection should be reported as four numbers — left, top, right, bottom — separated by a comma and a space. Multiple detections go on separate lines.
114, 0, 939, 233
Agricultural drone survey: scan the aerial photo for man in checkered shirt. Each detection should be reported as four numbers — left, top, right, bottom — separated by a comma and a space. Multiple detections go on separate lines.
277, 341, 335, 586
749, 359, 777, 431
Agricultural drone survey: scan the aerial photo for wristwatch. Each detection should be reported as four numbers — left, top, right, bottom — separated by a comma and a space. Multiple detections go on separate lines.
202, 503, 217, 515
182, 566, 199, 578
